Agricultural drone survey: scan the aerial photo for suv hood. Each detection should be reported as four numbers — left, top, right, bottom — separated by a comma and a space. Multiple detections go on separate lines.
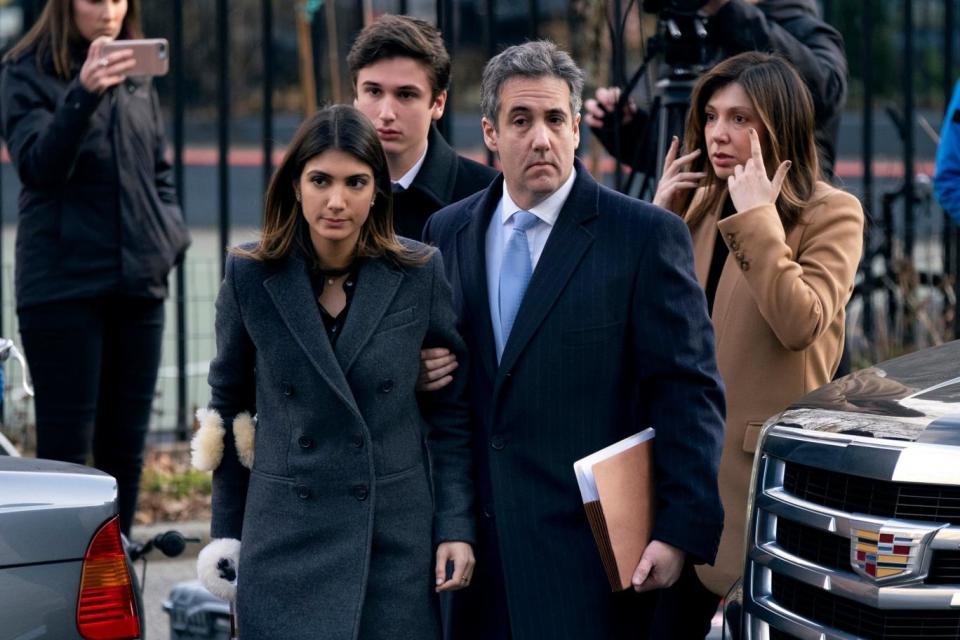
0, 457, 117, 566
772, 340, 960, 445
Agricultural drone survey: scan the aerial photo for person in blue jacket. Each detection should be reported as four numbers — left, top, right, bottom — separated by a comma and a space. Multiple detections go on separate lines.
935, 79, 960, 224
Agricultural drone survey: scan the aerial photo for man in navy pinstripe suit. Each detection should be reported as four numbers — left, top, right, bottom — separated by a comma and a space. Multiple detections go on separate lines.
423, 41, 726, 639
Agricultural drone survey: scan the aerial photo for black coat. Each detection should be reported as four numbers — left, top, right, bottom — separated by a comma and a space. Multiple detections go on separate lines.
393, 125, 496, 240
0, 48, 189, 310
424, 163, 726, 639
592, 0, 847, 177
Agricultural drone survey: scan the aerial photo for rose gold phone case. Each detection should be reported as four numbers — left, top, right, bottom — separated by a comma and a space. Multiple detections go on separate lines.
101, 38, 169, 77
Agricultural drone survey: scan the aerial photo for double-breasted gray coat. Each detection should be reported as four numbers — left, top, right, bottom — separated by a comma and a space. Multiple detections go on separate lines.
207, 240, 474, 640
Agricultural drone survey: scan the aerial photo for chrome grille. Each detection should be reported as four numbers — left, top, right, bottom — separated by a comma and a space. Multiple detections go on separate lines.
742, 428, 960, 640
783, 461, 960, 525
772, 573, 960, 639
776, 518, 960, 584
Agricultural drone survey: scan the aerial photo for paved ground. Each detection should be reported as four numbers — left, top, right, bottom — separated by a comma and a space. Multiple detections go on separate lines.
140, 556, 196, 640
132, 520, 724, 639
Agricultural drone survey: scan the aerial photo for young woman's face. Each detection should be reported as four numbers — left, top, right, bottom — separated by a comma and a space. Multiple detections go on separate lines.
703, 82, 768, 180
72, 0, 127, 42
297, 149, 376, 253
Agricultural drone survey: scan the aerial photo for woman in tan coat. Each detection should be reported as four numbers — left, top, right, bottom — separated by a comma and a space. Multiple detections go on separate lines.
651, 52, 864, 637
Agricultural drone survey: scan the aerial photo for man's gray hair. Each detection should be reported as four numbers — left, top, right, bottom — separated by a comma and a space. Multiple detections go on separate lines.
480, 40, 585, 126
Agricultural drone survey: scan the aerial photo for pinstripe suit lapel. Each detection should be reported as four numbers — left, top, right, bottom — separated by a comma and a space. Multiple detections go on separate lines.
263, 250, 362, 419
497, 165, 598, 380
456, 179, 503, 383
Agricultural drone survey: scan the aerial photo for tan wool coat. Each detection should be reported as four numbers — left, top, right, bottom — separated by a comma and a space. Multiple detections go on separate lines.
686, 182, 864, 595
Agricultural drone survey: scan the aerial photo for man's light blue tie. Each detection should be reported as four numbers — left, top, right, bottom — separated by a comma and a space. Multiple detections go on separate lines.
499, 210, 539, 346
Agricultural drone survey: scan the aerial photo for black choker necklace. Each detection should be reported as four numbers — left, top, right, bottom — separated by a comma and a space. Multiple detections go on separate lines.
318, 263, 354, 286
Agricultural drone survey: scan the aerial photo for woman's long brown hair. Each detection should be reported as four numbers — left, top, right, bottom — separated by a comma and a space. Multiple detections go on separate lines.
234, 104, 428, 267
3, 0, 143, 79
678, 52, 823, 233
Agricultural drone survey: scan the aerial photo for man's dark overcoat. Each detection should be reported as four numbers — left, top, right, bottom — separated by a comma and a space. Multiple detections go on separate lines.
392, 125, 497, 240
424, 163, 726, 639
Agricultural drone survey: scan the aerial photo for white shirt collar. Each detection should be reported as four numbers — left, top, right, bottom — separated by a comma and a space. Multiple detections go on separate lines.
394, 143, 429, 190
500, 168, 578, 226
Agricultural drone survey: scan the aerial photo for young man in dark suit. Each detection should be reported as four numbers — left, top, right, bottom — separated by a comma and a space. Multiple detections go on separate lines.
348, 15, 497, 240
423, 41, 726, 639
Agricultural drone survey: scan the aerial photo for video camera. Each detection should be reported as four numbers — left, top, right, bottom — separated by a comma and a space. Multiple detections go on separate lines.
642, 0, 711, 70
598, 0, 712, 193
642, 0, 709, 13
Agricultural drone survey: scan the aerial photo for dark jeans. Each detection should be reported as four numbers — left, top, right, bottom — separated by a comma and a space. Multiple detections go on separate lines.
649, 560, 722, 640
19, 296, 165, 535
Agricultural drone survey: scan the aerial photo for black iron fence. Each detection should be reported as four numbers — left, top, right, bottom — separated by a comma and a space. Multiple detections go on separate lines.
0, 1, 958, 437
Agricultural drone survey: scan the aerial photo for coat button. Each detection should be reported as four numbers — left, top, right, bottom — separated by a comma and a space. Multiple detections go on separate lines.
353, 485, 369, 501
490, 435, 505, 450
730, 240, 740, 250
295, 485, 311, 500
282, 382, 294, 397
735, 251, 745, 261
726, 233, 735, 241
298, 436, 314, 449
740, 260, 751, 271
351, 434, 364, 448
482, 504, 494, 519
378, 379, 394, 394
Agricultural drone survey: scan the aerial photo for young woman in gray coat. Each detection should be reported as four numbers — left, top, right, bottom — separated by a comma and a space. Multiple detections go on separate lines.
192, 105, 475, 640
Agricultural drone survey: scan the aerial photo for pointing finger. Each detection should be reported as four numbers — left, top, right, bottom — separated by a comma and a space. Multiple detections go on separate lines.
749, 128, 764, 164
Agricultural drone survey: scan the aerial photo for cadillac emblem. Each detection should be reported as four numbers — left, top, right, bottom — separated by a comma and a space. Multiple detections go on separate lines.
849, 519, 943, 583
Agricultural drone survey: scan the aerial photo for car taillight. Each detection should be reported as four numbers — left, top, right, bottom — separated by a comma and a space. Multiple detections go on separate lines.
76, 516, 141, 639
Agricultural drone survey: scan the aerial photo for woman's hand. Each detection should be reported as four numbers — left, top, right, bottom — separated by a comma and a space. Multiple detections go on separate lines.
79, 36, 135, 94
727, 128, 792, 213
435, 541, 475, 592
417, 347, 458, 392
652, 136, 705, 213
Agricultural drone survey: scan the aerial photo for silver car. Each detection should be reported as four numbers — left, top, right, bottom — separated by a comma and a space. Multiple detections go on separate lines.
0, 338, 144, 639
0, 455, 143, 640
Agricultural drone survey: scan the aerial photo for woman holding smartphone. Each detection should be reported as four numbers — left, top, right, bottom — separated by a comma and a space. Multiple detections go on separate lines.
0, 0, 188, 535
649, 51, 864, 637
193, 105, 474, 639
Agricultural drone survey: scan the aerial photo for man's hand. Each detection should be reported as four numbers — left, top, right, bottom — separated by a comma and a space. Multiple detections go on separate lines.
584, 87, 637, 129
632, 540, 685, 593
417, 347, 458, 392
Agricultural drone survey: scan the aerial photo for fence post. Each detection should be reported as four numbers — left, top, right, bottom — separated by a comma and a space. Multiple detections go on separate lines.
263, 0, 274, 198
173, 0, 188, 440
436, 0, 454, 142
217, 0, 231, 279
904, 0, 915, 261
860, 0, 875, 349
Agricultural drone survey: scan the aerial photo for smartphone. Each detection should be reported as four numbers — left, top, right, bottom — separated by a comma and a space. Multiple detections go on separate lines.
101, 38, 169, 77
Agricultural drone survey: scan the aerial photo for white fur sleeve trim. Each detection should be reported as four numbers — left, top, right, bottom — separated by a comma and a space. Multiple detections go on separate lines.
197, 537, 241, 602
233, 412, 256, 470
191, 408, 225, 471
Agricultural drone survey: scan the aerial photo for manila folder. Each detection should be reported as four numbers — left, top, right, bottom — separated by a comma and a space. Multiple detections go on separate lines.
592, 438, 654, 590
